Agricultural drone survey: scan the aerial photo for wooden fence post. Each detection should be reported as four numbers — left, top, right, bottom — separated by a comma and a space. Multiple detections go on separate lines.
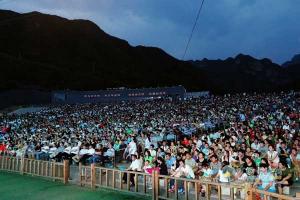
63, 160, 69, 184
79, 162, 82, 186
245, 183, 253, 200
91, 163, 95, 189
20, 157, 24, 175
152, 171, 156, 200
0, 155, 3, 169
52, 161, 56, 181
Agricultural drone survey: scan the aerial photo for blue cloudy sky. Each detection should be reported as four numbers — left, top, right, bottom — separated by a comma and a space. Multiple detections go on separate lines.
1, 0, 300, 64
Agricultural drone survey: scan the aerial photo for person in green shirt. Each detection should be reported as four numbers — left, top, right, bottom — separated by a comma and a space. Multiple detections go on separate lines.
253, 151, 262, 167
113, 140, 120, 151
126, 128, 133, 135
277, 161, 294, 194
144, 150, 153, 165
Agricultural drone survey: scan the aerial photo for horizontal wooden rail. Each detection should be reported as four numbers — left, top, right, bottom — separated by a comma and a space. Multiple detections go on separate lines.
252, 188, 295, 200
79, 164, 297, 200
0, 156, 69, 184
1, 156, 295, 200
158, 174, 246, 189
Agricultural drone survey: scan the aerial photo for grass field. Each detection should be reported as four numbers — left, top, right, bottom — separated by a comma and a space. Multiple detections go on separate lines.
0, 172, 150, 200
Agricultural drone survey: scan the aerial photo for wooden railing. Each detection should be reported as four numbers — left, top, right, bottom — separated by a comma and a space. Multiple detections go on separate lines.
1, 155, 297, 200
79, 164, 250, 200
156, 173, 247, 200
0, 155, 69, 184
79, 164, 153, 198
249, 188, 296, 200
79, 164, 299, 200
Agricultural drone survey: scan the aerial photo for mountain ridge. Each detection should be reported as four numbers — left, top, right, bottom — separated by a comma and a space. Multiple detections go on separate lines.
0, 9, 299, 93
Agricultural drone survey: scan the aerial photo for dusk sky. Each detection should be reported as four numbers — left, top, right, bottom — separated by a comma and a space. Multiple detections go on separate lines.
1, 0, 300, 64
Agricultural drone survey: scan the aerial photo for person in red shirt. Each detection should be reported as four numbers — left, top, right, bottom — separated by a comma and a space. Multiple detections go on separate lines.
0, 142, 7, 154
182, 137, 190, 147
249, 129, 255, 140
1, 125, 11, 133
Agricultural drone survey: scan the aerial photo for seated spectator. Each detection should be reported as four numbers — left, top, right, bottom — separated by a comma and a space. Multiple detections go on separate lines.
290, 148, 300, 181
165, 153, 176, 172
156, 157, 168, 175
215, 161, 234, 183
49, 143, 58, 160
149, 144, 157, 157
26, 142, 35, 159
169, 159, 195, 193
54, 143, 71, 162
267, 145, 279, 168
16, 142, 27, 158
124, 139, 137, 161
157, 147, 165, 158
144, 150, 154, 166
0, 141, 7, 154
35, 143, 49, 160
103, 143, 115, 163
277, 162, 294, 194
88, 149, 104, 164
210, 154, 221, 177
74, 145, 89, 165
253, 163, 276, 193
122, 154, 142, 186
143, 160, 153, 189
185, 152, 196, 171
242, 156, 257, 182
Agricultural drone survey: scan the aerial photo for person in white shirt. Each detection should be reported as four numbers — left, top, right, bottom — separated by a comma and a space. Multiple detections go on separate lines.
87, 145, 95, 156
144, 135, 152, 150
70, 145, 79, 156
104, 143, 115, 164
79, 145, 94, 165
122, 154, 142, 186
104, 143, 115, 158
128, 140, 137, 155
64, 144, 72, 155
169, 160, 195, 193
160, 140, 169, 152
54, 143, 70, 162
16, 143, 27, 158
49, 144, 58, 159
215, 161, 232, 183
251, 140, 259, 151
185, 152, 196, 169
70, 144, 79, 162
267, 145, 279, 168
149, 144, 157, 157
73, 145, 88, 164
41, 145, 50, 154
35, 144, 49, 160
26, 142, 35, 159
196, 139, 202, 150
282, 123, 290, 130
124, 139, 137, 161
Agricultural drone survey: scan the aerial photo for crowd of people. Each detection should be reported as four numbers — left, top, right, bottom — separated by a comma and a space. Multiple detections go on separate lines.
0, 92, 300, 196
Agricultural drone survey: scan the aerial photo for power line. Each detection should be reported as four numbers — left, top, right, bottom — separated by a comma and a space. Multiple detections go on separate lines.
182, 0, 205, 60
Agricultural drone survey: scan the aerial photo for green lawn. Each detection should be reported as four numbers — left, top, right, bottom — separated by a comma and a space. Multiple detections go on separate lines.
0, 172, 150, 200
